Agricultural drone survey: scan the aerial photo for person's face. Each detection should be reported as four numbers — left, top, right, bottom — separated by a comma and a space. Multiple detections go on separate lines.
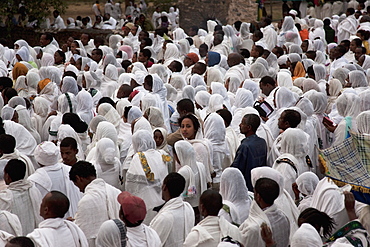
180, 118, 196, 139
138, 31, 147, 41
184, 57, 193, 67
143, 77, 152, 91
67, 37, 74, 47
70, 42, 78, 52
15, 54, 22, 62
277, 112, 287, 130
239, 118, 249, 135
355, 47, 363, 61
138, 52, 147, 63
123, 27, 131, 36
189, 28, 196, 36
140, 40, 146, 51
250, 45, 258, 58
81, 34, 89, 46
11, 111, 18, 123
39, 35, 49, 47
350, 40, 357, 52
75, 59, 82, 71
301, 41, 308, 52
140, 16, 145, 22
329, 48, 336, 60
91, 50, 102, 63
259, 82, 272, 96
73, 176, 85, 192
60, 146, 78, 166
131, 26, 138, 36
54, 52, 63, 64
358, 55, 365, 66
199, 47, 207, 58
168, 61, 176, 72
154, 131, 164, 147
132, 53, 138, 63
53, 12, 58, 18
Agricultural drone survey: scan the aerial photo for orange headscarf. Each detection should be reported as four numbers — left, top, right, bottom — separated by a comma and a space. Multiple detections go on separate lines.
292, 61, 306, 81
12, 62, 28, 81
38, 78, 51, 91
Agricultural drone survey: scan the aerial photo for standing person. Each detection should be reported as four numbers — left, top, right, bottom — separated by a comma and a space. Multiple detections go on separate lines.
92, 1, 101, 16
51, 10, 66, 29
183, 190, 242, 246
150, 173, 195, 247
27, 191, 88, 247
97, 191, 161, 247
231, 114, 267, 191
69, 161, 121, 247
337, 8, 358, 43
0, 159, 43, 235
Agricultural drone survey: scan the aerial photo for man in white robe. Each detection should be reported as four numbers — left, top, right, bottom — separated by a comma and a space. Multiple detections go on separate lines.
51, 10, 66, 29
97, 191, 161, 247
39, 33, 58, 55
0, 134, 35, 179
329, 45, 348, 79
150, 173, 195, 247
239, 177, 290, 247
28, 141, 81, 218
69, 161, 121, 247
224, 53, 249, 83
27, 191, 88, 247
0, 159, 43, 235
211, 34, 230, 57
260, 18, 277, 52
337, 8, 358, 43
184, 190, 242, 247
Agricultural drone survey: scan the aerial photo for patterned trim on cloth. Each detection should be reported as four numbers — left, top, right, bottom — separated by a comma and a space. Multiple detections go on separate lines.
325, 220, 366, 246
112, 219, 127, 247
319, 132, 370, 200
138, 152, 154, 181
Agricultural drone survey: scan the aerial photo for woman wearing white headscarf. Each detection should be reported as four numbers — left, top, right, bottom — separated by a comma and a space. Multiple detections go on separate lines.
211, 82, 231, 110
76, 89, 94, 125
163, 43, 180, 67
101, 64, 119, 98
313, 64, 327, 92
61, 76, 79, 95
31, 97, 49, 137
97, 103, 121, 130
325, 79, 342, 114
295, 172, 319, 212
194, 91, 210, 121
205, 67, 223, 86
86, 121, 118, 161
278, 16, 301, 47
175, 140, 207, 210
348, 70, 368, 91
329, 93, 361, 146
277, 71, 293, 88
204, 113, 229, 183
26, 72, 40, 96
15, 105, 41, 144
14, 75, 29, 98
144, 106, 165, 130
242, 79, 259, 101
219, 167, 251, 226
125, 130, 168, 224
249, 62, 268, 81
279, 128, 310, 172
93, 137, 122, 190
116, 99, 133, 163
47, 92, 77, 142
181, 85, 195, 102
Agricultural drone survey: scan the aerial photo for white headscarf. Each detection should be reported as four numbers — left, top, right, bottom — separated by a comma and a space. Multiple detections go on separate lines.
291, 223, 322, 247
132, 129, 156, 153
348, 70, 368, 88
220, 167, 251, 224
76, 89, 94, 125
127, 106, 143, 124
204, 113, 228, 155
233, 88, 254, 109
356, 110, 370, 134
98, 103, 121, 129
61, 76, 79, 95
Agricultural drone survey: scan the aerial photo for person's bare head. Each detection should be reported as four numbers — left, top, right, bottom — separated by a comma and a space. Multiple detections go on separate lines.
227, 53, 242, 67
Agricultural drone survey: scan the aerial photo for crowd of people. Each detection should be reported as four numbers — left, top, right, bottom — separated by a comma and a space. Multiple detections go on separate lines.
0, 0, 370, 246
